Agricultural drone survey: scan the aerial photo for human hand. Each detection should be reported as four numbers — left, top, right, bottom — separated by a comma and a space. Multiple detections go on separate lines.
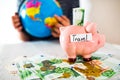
52, 15, 70, 38
12, 13, 23, 32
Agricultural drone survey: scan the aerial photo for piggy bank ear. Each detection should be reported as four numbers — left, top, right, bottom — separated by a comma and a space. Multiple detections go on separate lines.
60, 27, 65, 32
84, 21, 91, 27
85, 23, 97, 34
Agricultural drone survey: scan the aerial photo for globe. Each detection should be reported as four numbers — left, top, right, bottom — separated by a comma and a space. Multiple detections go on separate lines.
19, 0, 63, 38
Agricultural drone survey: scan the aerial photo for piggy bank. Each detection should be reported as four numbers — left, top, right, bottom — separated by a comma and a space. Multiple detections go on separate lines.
60, 22, 105, 62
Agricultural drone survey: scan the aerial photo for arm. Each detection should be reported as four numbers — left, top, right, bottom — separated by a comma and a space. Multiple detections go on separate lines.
12, 13, 31, 41
51, 0, 79, 38
52, 15, 71, 38
11, 0, 31, 41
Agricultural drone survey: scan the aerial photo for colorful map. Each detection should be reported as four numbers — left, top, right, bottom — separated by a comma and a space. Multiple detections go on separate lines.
26, 0, 41, 20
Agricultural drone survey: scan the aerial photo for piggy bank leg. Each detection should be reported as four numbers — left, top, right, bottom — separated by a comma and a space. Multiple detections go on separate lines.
68, 58, 76, 63
82, 54, 92, 62
68, 53, 76, 63
66, 46, 76, 63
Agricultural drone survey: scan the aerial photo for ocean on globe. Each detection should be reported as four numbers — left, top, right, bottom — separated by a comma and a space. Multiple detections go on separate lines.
19, 0, 63, 38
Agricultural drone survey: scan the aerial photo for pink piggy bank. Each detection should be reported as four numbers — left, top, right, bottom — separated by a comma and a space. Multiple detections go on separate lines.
60, 22, 105, 62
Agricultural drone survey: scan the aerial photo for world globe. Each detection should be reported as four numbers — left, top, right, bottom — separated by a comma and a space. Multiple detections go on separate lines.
19, 0, 63, 38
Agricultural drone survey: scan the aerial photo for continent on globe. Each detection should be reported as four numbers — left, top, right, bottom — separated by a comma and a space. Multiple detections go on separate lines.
26, 0, 41, 20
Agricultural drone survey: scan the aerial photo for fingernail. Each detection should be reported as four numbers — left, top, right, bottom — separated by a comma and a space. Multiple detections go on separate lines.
15, 12, 18, 15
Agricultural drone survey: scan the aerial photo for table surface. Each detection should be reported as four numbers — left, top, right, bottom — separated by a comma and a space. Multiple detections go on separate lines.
0, 40, 120, 80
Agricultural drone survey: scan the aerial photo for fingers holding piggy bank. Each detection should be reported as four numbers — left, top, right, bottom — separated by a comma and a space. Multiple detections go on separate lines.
59, 22, 105, 62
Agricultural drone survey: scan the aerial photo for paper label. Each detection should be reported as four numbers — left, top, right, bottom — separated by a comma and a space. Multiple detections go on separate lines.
73, 8, 85, 26
70, 33, 92, 42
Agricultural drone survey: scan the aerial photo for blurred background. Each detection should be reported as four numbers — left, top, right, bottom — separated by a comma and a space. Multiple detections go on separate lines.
0, 0, 21, 44
81, 0, 120, 45
0, 0, 120, 44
